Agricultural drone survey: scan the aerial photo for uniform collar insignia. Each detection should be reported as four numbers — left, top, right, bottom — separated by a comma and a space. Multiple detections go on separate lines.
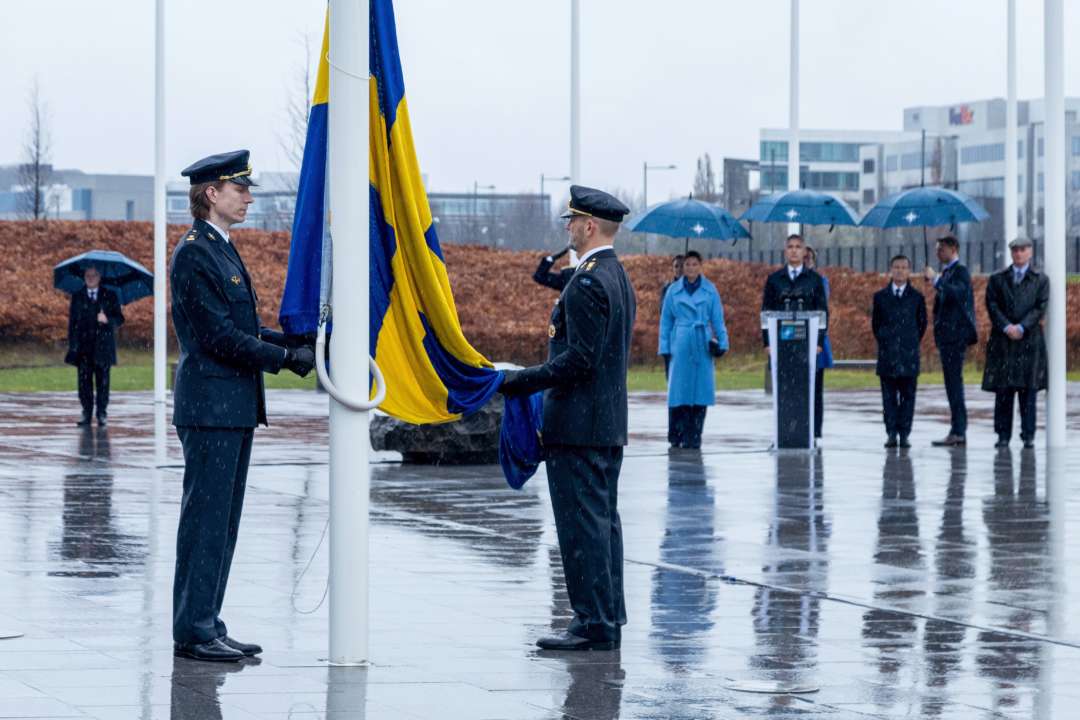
231, 275, 242, 285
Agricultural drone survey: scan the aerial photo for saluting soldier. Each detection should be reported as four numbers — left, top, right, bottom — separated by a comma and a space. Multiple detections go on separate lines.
532, 246, 576, 292
170, 150, 315, 662
501, 185, 636, 651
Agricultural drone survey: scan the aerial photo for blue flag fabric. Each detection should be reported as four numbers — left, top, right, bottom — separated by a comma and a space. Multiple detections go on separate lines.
499, 393, 544, 490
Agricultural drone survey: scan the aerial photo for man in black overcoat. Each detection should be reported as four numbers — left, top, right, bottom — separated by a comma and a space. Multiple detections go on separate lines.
982, 237, 1049, 449
170, 150, 315, 662
872, 255, 928, 448
65, 266, 124, 426
501, 185, 635, 651
923, 235, 978, 447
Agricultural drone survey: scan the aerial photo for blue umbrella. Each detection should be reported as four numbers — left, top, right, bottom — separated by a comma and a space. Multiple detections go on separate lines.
859, 186, 989, 229
739, 189, 859, 227
625, 196, 749, 254
53, 249, 154, 305
860, 187, 989, 266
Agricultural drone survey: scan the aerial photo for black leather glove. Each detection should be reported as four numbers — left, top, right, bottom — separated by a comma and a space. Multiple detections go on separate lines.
550, 246, 570, 260
284, 346, 316, 378
499, 369, 525, 396
708, 339, 726, 358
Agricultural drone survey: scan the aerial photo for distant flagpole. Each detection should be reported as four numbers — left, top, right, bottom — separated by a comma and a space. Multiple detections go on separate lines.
327, 0, 371, 665
570, 0, 580, 184
153, 0, 166, 406
787, 0, 799, 236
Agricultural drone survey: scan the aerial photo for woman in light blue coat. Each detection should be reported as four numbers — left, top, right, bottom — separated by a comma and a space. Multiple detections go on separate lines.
658, 251, 729, 449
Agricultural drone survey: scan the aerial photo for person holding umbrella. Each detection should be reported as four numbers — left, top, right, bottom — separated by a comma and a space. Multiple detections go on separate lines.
923, 235, 977, 447
64, 265, 124, 427
659, 250, 728, 449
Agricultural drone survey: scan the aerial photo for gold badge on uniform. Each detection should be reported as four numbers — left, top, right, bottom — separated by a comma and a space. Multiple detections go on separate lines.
231, 275, 242, 285
548, 324, 556, 338
584, 260, 597, 271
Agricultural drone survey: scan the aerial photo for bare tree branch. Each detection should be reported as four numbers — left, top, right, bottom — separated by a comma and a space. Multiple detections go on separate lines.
18, 77, 52, 221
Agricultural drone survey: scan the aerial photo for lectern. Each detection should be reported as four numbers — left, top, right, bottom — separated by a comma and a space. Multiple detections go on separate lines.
761, 310, 827, 449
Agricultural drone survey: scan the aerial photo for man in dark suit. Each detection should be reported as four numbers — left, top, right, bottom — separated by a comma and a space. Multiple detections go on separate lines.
501, 185, 635, 651
872, 255, 928, 448
65, 266, 124, 426
761, 234, 828, 350
170, 150, 315, 662
982, 237, 1049, 449
923, 235, 978, 447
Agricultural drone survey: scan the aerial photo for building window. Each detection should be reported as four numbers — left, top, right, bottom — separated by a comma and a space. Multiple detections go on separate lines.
1018, 139, 1024, 158
125, 200, 135, 221
1072, 208, 1080, 227
799, 142, 861, 163
885, 155, 898, 172
960, 143, 1005, 164
760, 140, 788, 163
1018, 174, 1024, 193
863, 189, 875, 205
1072, 171, 1080, 191
862, 158, 875, 174
1038, 173, 1044, 192
1073, 136, 1080, 156
1037, 207, 1044, 226
900, 152, 924, 170
1038, 138, 1045, 157
958, 178, 1005, 199
72, 188, 92, 215
760, 167, 788, 191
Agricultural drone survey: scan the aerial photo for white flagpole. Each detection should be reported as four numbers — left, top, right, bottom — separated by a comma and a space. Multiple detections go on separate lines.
787, 0, 800, 236
1003, 0, 1018, 264
1043, 0, 1066, 450
153, 0, 166, 405
570, 0, 580, 184
327, 0, 371, 665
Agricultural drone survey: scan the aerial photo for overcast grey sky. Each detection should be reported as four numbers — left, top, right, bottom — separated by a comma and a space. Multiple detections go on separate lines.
1, 1, 1076, 205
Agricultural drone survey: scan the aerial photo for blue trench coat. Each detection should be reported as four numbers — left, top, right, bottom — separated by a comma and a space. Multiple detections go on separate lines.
659, 277, 729, 407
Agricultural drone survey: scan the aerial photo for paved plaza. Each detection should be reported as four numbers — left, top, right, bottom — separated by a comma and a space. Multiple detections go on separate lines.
0, 384, 1078, 719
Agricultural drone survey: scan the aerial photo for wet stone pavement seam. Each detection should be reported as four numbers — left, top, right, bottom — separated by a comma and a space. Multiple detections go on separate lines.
0, 385, 1077, 719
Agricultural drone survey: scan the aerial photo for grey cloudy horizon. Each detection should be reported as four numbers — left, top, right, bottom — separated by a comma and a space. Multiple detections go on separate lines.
1, 0, 1076, 206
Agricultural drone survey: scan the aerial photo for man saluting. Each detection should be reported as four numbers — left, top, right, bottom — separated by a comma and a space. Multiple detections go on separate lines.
170, 150, 315, 662
501, 185, 635, 651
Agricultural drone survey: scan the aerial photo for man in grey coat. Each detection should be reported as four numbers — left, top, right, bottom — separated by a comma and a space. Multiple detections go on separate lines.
982, 237, 1049, 449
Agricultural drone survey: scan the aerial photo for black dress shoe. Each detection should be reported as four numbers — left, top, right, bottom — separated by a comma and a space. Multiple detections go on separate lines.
221, 636, 262, 656
174, 638, 245, 662
995, 437, 1010, 448
77, 415, 92, 427
932, 434, 966, 447
96, 415, 107, 427
1023, 439, 1035, 449
884, 435, 898, 448
899, 436, 911, 448
536, 632, 617, 651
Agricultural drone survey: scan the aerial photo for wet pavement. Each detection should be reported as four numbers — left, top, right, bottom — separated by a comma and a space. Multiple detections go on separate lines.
0, 384, 1078, 719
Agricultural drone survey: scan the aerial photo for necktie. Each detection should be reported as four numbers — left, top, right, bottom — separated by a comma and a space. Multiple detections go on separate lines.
790, 269, 797, 282
89, 290, 96, 301
895, 288, 901, 299
1014, 269, 1023, 285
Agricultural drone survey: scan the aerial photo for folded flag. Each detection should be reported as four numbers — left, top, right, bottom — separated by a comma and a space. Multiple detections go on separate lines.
499, 393, 544, 490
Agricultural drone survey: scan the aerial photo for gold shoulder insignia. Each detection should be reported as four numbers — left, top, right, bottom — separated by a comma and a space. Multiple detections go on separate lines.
184, 232, 196, 242
584, 260, 597, 271
230, 275, 242, 285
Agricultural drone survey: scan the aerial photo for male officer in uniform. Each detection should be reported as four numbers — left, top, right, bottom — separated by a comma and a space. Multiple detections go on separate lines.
500, 185, 635, 651
170, 150, 315, 662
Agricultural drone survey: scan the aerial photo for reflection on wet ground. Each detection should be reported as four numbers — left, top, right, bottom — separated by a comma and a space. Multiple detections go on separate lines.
0, 385, 1078, 718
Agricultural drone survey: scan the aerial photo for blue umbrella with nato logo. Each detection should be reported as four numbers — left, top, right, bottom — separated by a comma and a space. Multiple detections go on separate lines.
860, 186, 989, 265
739, 189, 860, 229
625, 195, 750, 254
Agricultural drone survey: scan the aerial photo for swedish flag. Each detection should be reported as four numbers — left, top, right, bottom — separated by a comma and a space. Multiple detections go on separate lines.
280, 1, 502, 425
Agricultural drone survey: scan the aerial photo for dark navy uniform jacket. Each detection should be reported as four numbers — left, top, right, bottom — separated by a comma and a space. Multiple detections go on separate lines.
504, 248, 636, 447
170, 219, 286, 428
533, 255, 574, 292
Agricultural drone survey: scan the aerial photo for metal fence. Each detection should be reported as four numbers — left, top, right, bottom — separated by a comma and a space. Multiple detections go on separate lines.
706, 237, 1080, 275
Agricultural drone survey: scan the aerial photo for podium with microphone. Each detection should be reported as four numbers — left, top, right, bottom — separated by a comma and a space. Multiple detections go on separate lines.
762, 294, 826, 450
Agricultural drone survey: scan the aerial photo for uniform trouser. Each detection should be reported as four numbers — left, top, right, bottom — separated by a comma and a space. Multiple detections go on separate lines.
880, 376, 918, 438
814, 368, 825, 439
77, 360, 110, 418
545, 445, 626, 642
669, 405, 707, 448
938, 344, 968, 436
994, 388, 1038, 442
173, 427, 254, 644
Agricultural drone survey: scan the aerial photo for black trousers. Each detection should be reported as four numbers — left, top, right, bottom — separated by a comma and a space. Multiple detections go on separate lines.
545, 445, 625, 642
669, 405, 707, 449
814, 368, 825, 439
880, 376, 918, 438
77, 360, 110, 418
938, 344, 968, 436
994, 388, 1038, 442
173, 427, 254, 644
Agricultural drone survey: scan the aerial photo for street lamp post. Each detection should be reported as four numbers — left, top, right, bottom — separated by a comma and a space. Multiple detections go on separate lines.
643, 162, 676, 255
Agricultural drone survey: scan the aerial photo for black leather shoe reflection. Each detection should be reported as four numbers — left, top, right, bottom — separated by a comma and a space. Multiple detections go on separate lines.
554, 652, 624, 720
171, 653, 253, 720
